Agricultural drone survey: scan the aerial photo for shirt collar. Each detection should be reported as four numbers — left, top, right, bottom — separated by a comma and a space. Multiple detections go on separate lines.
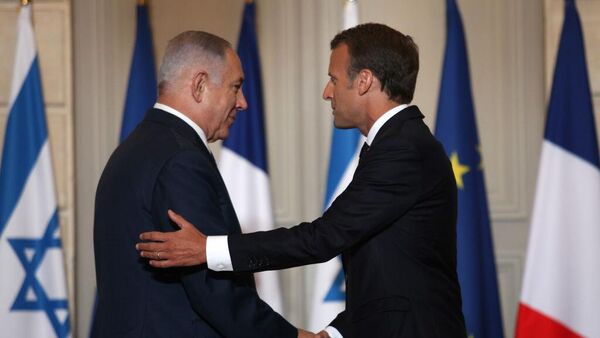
153, 103, 208, 147
365, 104, 409, 146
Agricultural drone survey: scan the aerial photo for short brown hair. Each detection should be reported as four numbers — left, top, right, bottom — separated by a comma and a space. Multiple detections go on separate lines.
331, 23, 419, 103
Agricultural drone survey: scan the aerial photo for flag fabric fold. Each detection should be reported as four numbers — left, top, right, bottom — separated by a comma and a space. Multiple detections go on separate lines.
120, 4, 157, 141
0, 5, 70, 338
516, 1, 600, 337
218, 1, 283, 314
308, 0, 362, 331
434, 1, 504, 337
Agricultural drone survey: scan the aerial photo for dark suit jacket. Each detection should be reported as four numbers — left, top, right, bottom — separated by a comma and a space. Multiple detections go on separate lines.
93, 108, 296, 338
228, 106, 466, 338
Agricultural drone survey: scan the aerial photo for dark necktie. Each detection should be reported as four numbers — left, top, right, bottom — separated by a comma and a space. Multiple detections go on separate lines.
359, 142, 370, 159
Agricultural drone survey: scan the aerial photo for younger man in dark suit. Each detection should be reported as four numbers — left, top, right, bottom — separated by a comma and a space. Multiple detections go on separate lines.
137, 24, 467, 338
93, 31, 313, 338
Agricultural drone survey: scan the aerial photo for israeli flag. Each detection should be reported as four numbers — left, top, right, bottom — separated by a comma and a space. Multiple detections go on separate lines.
0, 5, 70, 338
308, 0, 363, 331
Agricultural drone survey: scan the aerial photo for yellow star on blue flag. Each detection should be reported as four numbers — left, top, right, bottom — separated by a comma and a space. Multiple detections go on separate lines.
434, 0, 504, 337
450, 152, 470, 189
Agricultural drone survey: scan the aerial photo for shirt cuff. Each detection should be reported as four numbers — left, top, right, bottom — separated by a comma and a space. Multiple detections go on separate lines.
325, 326, 344, 338
206, 235, 234, 271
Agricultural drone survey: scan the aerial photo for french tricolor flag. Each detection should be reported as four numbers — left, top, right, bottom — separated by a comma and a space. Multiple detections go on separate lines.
515, 1, 600, 337
218, 1, 283, 314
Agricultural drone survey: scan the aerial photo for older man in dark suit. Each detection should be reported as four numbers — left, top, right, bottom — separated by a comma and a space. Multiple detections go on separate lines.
137, 24, 467, 338
93, 31, 313, 338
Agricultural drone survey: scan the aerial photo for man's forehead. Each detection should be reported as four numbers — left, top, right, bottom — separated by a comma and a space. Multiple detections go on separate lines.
223, 50, 244, 78
329, 44, 349, 69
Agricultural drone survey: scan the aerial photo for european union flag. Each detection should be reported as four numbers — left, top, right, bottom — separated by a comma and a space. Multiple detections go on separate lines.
120, 3, 157, 141
434, 1, 504, 337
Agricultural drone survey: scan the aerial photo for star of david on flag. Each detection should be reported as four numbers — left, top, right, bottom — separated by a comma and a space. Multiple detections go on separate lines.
0, 4, 70, 337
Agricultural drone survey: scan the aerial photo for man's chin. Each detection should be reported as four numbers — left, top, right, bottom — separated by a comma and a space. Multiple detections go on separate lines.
333, 120, 354, 130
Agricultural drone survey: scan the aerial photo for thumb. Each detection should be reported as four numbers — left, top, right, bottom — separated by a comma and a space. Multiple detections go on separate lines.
168, 209, 186, 229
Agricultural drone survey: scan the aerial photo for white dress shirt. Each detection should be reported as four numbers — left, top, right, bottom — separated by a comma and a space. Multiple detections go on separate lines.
206, 104, 410, 336
153, 103, 208, 146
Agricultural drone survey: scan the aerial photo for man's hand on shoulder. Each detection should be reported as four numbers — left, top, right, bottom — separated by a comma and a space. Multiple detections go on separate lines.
136, 210, 207, 268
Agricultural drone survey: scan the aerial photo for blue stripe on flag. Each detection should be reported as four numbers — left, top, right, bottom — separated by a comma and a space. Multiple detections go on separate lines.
120, 4, 157, 142
324, 128, 360, 208
223, 2, 268, 173
434, 1, 504, 337
0, 58, 47, 238
1, 6, 70, 336
544, 0, 599, 169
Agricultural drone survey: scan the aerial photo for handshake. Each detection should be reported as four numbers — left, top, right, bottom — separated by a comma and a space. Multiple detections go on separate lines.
299, 330, 330, 338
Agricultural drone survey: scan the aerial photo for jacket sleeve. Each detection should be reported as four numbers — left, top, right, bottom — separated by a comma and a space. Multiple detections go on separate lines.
329, 311, 348, 336
153, 149, 296, 338
228, 140, 423, 271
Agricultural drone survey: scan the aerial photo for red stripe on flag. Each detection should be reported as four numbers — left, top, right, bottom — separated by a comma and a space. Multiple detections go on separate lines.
515, 303, 583, 338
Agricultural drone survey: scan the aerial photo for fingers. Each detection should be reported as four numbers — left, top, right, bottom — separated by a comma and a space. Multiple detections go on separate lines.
136, 241, 167, 252
139, 231, 168, 242
138, 248, 171, 259
168, 209, 207, 239
136, 210, 207, 268
297, 329, 314, 338
147, 256, 198, 268
149, 259, 176, 268
316, 331, 330, 338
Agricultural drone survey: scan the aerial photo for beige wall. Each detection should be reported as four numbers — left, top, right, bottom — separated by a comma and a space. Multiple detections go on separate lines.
1, 0, 599, 336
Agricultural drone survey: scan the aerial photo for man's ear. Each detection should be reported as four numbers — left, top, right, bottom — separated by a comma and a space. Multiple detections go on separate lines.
191, 71, 208, 103
357, 69, 373, 96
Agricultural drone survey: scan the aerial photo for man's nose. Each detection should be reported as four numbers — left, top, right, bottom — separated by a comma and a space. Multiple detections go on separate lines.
322, 81, 333, 101
237, 90, 248, 110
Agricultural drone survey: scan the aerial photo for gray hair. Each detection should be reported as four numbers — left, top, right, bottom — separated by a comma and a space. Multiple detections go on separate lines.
157, 31, 232, 95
